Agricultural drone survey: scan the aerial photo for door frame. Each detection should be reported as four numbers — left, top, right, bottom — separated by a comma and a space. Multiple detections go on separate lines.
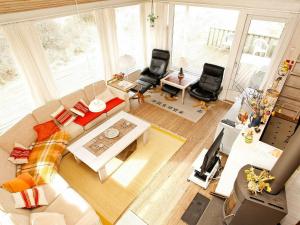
223, 11, 297, 101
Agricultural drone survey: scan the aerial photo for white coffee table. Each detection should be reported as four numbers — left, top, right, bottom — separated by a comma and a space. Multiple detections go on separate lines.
160, 71, 198, 104
68, 111, 151, 182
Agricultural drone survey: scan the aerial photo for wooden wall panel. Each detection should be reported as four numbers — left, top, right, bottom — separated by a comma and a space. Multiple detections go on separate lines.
0, 0, 106, 14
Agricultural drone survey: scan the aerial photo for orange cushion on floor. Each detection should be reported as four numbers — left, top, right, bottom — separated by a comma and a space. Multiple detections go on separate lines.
34, 120, 60, 142
2, 173, 36, 193
104, 97, 124, 112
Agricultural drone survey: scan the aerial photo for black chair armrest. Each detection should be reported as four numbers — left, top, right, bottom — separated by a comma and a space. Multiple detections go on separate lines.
157, 70, 170, 79
141, 67, 150, 75
212, 86, 223, 98
217, 86, 223, 95
189, 79, 200, 90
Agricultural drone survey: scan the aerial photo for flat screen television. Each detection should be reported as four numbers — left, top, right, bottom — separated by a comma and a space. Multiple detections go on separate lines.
199, 128, 224, 176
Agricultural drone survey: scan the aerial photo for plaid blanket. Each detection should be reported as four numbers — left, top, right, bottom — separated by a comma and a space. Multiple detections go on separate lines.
17, 131, 70, 185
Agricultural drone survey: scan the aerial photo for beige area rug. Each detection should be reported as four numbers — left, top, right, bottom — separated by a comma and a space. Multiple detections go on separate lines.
59, 125, 186, 225
146, 89, 206, 123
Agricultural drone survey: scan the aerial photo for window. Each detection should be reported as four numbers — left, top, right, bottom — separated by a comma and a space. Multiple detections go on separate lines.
172, 5, 239, 73
0, 32, 35, 133
36, 13, 104, 96
115, 5, 143, 71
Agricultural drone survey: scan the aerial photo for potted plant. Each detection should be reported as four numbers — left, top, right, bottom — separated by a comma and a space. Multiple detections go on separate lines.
148, 0, 158, 28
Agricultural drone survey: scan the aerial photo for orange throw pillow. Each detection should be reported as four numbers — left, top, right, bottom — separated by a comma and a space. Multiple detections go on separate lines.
2, 173, 36, 193
34, 120, 60, 142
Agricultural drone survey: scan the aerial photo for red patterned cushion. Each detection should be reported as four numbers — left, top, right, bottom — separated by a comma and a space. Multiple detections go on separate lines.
74, 111, 104, 127
51, 106, 76, 127
12, 186, 48, 209
73, 98, 124, 127
70, 99, 89, 117
104, 97, 124, 112
8, 143, 32, 165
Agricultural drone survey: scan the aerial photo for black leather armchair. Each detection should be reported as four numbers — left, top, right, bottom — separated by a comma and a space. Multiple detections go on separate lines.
138, 49, 170, 86
188, 63, 224, 102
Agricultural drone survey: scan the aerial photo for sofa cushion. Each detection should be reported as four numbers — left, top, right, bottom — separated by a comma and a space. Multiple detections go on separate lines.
61, 122, 84, 141
0, 114, 38, 153
96, 88, 115, 102
30, 212, 66, 225
60, 90, 89, 109
74, 111, 105, 128
0, 212, 30, 225
84, 81, 107, 102
0, 188, 30, 215
31, 174, 69, 213
105, 98, 125, 116
32, 100, 61, 124
44, 188, 94, 225
0, 148, 16, 184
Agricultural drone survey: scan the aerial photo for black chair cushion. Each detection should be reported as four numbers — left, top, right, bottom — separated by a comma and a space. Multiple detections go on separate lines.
188, 63, 224, 102
190, 87, 217, 101
139, 74, 158, 86
198, 74, 222, 93
130, 80, 152, 94
162, 84, 180, 96
138, 49, 170, 86
149, 58, 168, 76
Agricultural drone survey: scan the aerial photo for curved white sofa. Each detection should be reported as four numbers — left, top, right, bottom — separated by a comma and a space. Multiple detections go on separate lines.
0, 80, 129, 225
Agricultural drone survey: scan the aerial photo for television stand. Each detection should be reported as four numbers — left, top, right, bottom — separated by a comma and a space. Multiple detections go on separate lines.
188, 148, 222, 189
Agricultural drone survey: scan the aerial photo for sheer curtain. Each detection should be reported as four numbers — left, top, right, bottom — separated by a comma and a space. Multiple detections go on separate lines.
142, 2, 169, 63
2, 22, 58, 105
94, 8, 119, 79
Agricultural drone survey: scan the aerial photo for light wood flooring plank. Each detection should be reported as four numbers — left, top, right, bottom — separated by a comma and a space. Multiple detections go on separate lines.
128, 100, 231, 225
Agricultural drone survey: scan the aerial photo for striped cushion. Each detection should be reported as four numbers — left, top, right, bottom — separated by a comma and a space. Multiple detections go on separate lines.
8, 143, 32, 165
70, 99, 89, 117
51, 106, 76, 127
12, 186, 48, 209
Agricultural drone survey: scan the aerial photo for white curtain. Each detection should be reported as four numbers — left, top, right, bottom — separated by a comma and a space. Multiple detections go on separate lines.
142, 2, 169, 63
94, 8, 119, 79
2, 22, 58, 105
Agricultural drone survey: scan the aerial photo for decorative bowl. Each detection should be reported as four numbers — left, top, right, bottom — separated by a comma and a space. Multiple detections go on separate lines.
104, 128, 120, 139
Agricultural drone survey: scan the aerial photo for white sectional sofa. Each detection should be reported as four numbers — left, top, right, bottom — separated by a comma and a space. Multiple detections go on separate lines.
0, 80, 129, 225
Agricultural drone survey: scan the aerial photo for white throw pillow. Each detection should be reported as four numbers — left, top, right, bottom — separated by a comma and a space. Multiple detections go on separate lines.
97, 88, 115, 102
12, 186, 48, 209
30, 212, 66, 225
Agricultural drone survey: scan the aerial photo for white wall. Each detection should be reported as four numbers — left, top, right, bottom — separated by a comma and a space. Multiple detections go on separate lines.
283, 16, 300, 60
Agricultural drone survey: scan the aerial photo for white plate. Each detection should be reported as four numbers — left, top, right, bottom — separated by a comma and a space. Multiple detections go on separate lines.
104, 128, 120, 139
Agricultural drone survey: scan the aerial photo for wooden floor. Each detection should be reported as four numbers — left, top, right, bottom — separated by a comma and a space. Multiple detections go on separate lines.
127, 100, 231, 225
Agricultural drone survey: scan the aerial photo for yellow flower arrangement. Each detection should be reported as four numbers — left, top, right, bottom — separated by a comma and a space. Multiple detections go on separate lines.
244, 167, 275, 195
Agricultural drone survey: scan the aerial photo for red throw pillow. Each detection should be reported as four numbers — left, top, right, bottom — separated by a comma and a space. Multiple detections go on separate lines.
51, 106, 76, 126
12, 186, 48, 209
8, 143, 32, 164
70, 99, 89, 117
34, 120, 60, 142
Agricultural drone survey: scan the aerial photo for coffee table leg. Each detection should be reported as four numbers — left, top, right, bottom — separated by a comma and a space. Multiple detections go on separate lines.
74, 155, 81, 164
98, 167, 107, 183
143, 129, 149, 144
182, 89, 185, 104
